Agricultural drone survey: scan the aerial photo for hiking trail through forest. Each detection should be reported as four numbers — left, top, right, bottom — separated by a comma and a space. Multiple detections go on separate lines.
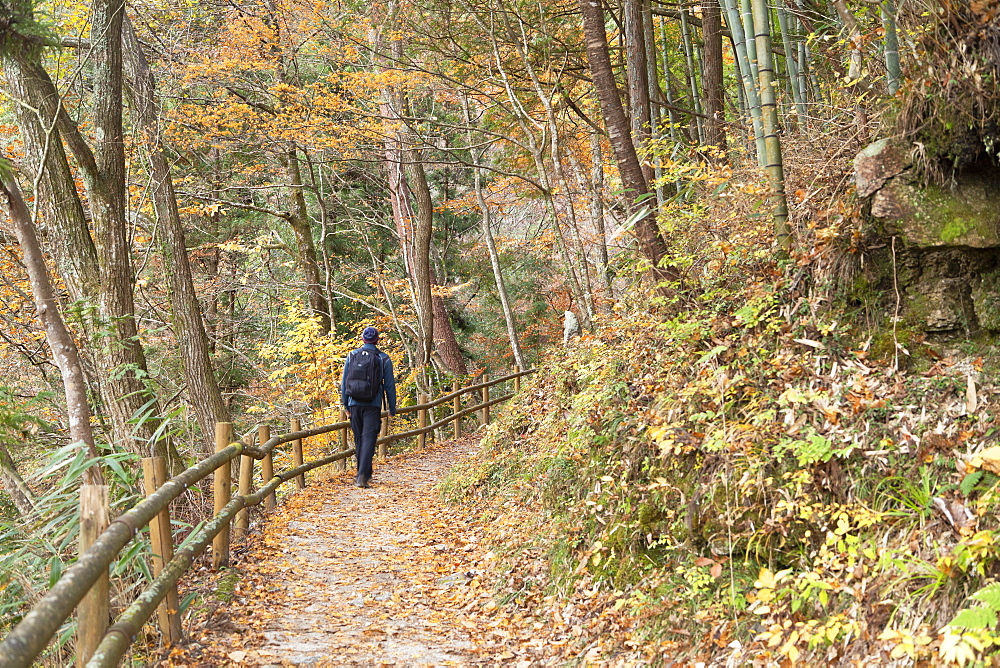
166, 437, 548, 667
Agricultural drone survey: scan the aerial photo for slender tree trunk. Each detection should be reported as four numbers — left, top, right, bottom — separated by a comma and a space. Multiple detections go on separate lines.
473, 162, 526, 369
642, 0, 663, 207
587, 133, 614, 299
403, 148, 435, 368
490, 13, 591, 320
0, 166, 104, 486
658, 19, 681, 143
624, 0, 652, 162
121, 17, 231, 451
3, 15, 177, 463
701, 0, 728, 156
679, 8, 705, 143
510, 15, 596, 322
284, 148, 332, 333
578, 0, 681, 289
0, 442, 36, 517
567, 147, 612, 308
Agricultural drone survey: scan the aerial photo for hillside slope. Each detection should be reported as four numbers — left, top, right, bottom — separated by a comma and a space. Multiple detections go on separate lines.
445, 269, 1000, 665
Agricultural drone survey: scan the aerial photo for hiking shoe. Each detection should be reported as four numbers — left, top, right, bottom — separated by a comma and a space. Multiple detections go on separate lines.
355, 475, 370, 488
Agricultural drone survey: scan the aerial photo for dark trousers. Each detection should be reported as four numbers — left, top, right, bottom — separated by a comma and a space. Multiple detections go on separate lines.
349, 405, 381, 480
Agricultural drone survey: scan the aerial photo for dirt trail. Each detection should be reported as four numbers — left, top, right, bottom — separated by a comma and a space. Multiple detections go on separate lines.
183, 437, 513, 667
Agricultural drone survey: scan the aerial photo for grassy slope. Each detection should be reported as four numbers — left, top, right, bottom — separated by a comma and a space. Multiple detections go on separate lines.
444, 261, 1000, 665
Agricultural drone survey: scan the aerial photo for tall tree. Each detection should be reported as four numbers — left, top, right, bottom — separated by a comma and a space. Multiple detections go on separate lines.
2, 6, 179, 464
701, 0, 728, 156
122, 17, 231, 446
577, 0, 681, 288
0, 162, 104, 487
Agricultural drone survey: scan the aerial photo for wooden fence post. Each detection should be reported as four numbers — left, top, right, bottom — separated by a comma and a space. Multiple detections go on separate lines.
291, 417, 305, 489
514, 365, 521, 393
142, 457, 182, 645
418, 394, 428, 449
339, 409, 349, 470
481, 373, 490, 426
453, 379, 461, 439
212, 422, 232, 569
378, 413, 388, 458
77, 484, 109, 666
259, 424, 275, 512
234, 444, 254, 541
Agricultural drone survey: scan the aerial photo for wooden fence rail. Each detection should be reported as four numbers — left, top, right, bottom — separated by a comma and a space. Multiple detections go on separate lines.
0, 367, 533, 668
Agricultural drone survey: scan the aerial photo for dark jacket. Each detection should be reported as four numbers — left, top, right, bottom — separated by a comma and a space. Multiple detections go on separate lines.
341, 343, 397, 414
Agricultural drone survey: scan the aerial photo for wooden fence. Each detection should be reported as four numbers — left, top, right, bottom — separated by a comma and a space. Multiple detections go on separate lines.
0, 368, 533, 668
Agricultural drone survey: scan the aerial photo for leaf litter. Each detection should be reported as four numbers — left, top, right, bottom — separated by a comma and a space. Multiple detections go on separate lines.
158, 436, 624, 666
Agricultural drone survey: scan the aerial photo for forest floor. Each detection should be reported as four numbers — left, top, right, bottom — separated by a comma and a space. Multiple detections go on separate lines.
158, 436, 559, 667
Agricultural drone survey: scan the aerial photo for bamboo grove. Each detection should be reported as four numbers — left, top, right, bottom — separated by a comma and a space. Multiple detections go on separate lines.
0, 0, 987, 658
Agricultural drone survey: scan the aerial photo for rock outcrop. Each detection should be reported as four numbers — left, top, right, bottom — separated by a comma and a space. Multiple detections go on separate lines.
855, 139, 1000, 333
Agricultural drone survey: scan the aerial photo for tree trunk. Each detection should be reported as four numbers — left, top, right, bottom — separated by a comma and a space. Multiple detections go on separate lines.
577, 0, 681, 289
121, 17, 231, 451
403, 148, 435, 368
0, 442, 36, 517
701, 0, 728, 156
0, 165, 104, 486
624, 0, 652, 163
2, 19, 178, 465
284, 148, 332, 334
429, 272, 468, 375
679, 8, 705, 143
473, 163, 526, 369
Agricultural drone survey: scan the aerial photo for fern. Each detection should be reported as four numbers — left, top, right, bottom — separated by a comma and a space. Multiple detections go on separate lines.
950, 606, 998, 630
960, 471, 984, 497
971, 583, 1000, 612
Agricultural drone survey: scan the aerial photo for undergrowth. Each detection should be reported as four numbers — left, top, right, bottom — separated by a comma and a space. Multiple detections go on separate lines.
443, 249, 1000, 665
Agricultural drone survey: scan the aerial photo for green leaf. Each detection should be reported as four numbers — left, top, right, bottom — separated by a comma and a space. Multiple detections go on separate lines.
697, 345, 729, 365
971, 583, 1000, 612
960, 471, 984, 497
48, 556, 62, 589
950, 606, 997, 630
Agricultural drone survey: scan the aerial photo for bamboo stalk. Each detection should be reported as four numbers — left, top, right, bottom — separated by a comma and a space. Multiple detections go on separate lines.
751, 0, 791, 252
721, 0, 765, 163
776, 3, 807, 120
881, 0, 900, 95
212, 423, 232, 569
76, 485, 109, 667
141, 458, 181, 645
291, 418, 305, 489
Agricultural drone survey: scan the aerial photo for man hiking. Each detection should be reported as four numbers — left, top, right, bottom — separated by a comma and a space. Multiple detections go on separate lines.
341, 326, 397, 488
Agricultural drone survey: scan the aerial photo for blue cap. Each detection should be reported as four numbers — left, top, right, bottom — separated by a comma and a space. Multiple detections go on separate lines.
362, 326, 379, 343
